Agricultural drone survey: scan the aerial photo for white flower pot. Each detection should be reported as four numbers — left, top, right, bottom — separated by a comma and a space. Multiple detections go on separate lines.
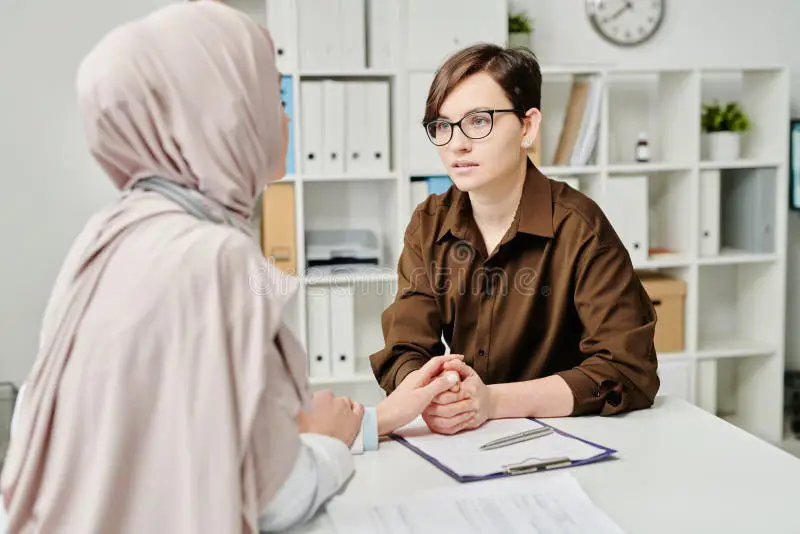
508, 32, 530, 49
705, 131, 741, 161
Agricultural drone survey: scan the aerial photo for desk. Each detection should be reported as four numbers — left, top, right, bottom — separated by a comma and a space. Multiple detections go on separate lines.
289, 397, 800, 534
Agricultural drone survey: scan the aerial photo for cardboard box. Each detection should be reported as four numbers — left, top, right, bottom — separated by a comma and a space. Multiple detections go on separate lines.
639, 273, 687, 353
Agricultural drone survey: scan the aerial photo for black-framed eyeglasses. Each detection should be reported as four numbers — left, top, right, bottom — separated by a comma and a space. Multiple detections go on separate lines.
423, 109, 523, 146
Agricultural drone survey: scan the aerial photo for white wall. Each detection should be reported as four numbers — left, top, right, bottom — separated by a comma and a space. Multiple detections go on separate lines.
1, 0, 799, 383
521, 0, 800, 369
0, 0, 170, 383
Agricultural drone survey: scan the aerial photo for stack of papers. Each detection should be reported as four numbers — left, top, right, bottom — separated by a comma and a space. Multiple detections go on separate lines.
326, 472, 625, 534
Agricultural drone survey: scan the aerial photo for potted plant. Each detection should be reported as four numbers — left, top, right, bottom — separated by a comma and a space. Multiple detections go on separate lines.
508, 8, 533, 49
701, 101, 750, 161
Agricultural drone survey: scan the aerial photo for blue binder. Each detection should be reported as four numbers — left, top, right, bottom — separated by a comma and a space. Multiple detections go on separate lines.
427, 175, 453, 195
281, 75, 296, 176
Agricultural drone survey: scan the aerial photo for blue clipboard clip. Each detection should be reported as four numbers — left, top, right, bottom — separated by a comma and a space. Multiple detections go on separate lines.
502, 456, 573, 475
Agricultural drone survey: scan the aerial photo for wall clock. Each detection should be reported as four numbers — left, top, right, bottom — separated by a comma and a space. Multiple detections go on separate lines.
585, 0, 665, 47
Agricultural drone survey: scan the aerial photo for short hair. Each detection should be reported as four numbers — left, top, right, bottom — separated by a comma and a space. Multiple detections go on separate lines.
423, 43, 542, 125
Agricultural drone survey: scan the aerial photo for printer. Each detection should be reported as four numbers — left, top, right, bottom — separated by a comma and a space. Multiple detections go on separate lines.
305, 229, 382, 276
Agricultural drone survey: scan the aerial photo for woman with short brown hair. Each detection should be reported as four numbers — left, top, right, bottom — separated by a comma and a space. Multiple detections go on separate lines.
371, 43, 659, 434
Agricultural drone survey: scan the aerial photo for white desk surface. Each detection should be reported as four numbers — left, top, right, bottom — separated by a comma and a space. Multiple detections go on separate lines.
289, 396, 800, 534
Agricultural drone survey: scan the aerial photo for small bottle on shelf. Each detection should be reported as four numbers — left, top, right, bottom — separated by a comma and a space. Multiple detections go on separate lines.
635, 132, 650, 163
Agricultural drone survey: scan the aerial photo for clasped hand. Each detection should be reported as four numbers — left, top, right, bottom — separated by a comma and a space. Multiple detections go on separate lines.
297, 355, 491, 446
421, 356, 492, 435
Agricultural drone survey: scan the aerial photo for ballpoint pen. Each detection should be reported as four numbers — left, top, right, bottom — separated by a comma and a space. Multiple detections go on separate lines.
479, 426, 553, 451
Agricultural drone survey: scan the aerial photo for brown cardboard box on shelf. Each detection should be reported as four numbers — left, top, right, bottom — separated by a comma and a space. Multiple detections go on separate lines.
639, 272, 687, 353
261, 182, 297, 275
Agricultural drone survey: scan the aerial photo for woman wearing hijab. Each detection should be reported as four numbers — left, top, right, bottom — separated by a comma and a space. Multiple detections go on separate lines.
0, 2, 461, 533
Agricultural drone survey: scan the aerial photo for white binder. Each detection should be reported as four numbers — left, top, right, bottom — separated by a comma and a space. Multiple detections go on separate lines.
345, 82, 369, 173
699, 169, 721, 257
306, 288, 332, 378
603, 176, 649, 265
322, 80, 346, 175
298, 0, 339, 70
301, 81, 324, 174
339, 0, 366, 69
330, 288, 356, 377
266, 0, 295, 73
366, 0, 397, 68
407, 72, 444, 175
365, 81, 391, 172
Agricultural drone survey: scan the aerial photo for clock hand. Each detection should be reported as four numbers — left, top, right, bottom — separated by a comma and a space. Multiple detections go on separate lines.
607, 2, 632, 22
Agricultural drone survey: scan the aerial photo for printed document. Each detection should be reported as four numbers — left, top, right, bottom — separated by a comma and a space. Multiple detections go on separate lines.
326, 472, 624, 534
394, 417, 606, 478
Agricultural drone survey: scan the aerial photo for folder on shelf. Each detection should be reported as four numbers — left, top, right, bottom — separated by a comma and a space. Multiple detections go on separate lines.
569, 76, 603, 166
365, 80, 391, 172
345, 82, 369, 173
391, 417, 616, 483
306, 287, 332, 378
322, 80, 346, 175
699, 169, 721, 257
366, 0, 397, 68
330, 287, 356, 377
552, 76, 602, 166
267, 0, 295, 72
301, 80, 324, 174
261, 182, 297, 274
427, 175, 453, 195
340, 0, 366, 69
281, 76, 296, 176
298, 0, 340, 70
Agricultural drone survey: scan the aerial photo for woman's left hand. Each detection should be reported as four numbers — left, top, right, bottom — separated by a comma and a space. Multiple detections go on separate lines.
376, 354, 463, 436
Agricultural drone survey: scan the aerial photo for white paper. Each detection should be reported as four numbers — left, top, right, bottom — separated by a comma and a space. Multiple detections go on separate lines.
326, 473, 625, 534
393, 417, 605, 478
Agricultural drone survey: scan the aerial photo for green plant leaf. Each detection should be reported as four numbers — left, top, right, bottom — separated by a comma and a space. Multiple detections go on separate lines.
700, 100, 750, 132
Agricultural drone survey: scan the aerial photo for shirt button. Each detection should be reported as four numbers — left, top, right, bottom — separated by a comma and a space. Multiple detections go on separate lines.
478, 349, 486, 357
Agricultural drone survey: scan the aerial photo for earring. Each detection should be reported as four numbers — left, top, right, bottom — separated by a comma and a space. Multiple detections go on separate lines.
522, 136, 533, 149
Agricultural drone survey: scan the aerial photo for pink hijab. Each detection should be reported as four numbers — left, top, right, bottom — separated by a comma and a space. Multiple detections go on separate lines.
1, 2, 308, 533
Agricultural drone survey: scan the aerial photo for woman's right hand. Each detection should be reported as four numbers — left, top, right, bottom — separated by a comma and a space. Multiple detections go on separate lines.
297, 390, 364, 446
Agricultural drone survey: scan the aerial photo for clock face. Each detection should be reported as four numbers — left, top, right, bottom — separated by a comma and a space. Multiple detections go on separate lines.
586, 0, 665, 47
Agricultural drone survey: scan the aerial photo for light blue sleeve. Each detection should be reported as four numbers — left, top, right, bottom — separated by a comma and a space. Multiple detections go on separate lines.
361, 407, 379, 452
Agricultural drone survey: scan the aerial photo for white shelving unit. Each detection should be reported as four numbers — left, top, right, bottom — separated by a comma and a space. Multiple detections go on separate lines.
228, 0, 790, 443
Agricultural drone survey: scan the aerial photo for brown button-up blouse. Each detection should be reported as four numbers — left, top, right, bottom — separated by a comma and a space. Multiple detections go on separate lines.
369, 165, 660, 416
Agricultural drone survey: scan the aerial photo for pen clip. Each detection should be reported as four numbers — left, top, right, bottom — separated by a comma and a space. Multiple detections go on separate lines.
502, 456, 572, 475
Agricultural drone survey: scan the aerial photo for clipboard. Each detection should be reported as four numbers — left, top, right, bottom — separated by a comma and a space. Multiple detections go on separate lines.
390, 417, 617, 483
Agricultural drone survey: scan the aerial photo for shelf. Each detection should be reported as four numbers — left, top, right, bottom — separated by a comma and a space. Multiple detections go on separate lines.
607, 162, 693, 173
699, 159, 781, 170
700, 69, 788, 162
607, 70, 696, 166
298, 69, 397, 78
634, 253, 692, 270
302, 172, 398, 182
540, 165, 600, 176
304, 270, 397, 287
540, 65, 607, 76
657, 352, 693, 362
697, 262, 781, 356
308, 372, 377, 386
696, 339, 776, 359
698, 248, 779, 265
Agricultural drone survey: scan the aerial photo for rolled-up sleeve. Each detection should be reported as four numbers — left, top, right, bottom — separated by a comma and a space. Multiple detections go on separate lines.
369, 221, 444, 394
557, 237, 660, 416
